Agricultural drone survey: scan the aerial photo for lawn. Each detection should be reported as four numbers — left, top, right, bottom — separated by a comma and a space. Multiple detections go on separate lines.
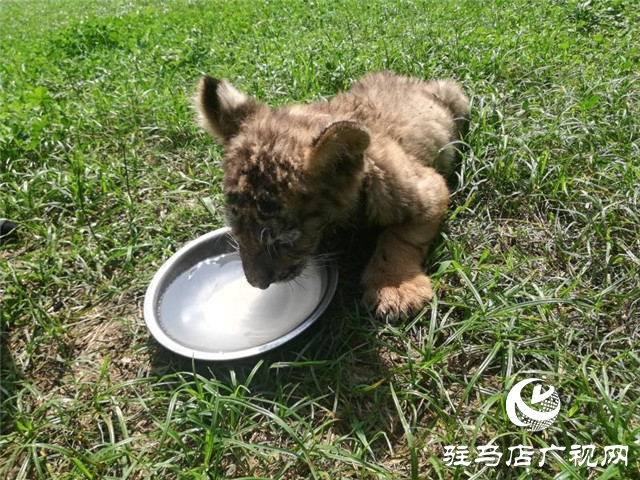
1, 0, 639, 478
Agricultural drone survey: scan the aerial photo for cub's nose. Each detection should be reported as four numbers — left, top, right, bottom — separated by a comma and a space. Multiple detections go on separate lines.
248, 274, 272, 290
241, 251, 275, 290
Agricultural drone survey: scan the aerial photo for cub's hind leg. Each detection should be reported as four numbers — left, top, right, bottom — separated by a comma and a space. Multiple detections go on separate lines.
361, 167, 449, 321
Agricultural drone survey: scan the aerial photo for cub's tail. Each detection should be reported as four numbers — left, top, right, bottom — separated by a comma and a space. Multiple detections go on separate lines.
431, 80, 470, 139
429, 80, 470, 188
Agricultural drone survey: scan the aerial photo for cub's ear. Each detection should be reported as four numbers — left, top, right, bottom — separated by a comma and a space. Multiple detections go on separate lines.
196, 76, 260, 143
308, 121, 370, 176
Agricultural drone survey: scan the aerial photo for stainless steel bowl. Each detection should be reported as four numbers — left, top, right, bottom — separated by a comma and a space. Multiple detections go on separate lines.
144, 227, 338, 360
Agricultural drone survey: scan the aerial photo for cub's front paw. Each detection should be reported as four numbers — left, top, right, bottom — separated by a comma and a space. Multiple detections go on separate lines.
362, 274, 433, 322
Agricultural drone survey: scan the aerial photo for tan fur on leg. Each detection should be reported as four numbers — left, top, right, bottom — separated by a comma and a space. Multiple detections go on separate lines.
361, 168, 449, 321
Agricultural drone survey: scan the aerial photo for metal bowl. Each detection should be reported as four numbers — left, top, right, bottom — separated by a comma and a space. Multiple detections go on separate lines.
144, 227, 338, 360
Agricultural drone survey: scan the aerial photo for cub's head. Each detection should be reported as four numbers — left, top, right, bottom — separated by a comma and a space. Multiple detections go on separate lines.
196, 76, 369, 289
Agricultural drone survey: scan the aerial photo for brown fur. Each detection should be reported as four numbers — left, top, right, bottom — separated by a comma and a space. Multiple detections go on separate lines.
196, 71, 469, 320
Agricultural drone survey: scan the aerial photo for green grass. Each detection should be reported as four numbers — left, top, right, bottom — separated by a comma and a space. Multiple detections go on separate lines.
1, 0, 639, 478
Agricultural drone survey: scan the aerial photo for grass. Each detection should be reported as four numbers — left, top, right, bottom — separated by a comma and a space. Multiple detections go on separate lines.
1, 0, 639, 478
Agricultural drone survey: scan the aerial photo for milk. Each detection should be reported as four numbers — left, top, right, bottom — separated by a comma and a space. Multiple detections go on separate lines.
158, 253, 324, 352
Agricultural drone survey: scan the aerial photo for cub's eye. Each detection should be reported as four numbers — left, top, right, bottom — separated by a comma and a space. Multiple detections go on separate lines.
256, 197, 280, 217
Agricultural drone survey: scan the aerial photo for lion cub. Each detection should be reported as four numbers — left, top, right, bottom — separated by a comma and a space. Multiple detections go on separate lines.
196, 71, 469, 320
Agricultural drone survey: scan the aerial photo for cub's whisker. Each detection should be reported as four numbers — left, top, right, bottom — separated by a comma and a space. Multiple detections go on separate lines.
291, 277, 307, 292
226, 235, 240, 253
309, 251, 340, 268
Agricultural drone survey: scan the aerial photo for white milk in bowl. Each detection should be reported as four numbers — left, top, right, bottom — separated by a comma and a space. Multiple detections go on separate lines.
157, 253, 324, 352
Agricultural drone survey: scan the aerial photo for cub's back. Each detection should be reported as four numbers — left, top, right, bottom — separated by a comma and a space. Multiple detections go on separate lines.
330, 71, 469, 165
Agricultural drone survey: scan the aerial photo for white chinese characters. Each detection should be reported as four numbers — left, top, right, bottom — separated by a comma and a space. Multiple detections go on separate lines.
442, 444, 628, 468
